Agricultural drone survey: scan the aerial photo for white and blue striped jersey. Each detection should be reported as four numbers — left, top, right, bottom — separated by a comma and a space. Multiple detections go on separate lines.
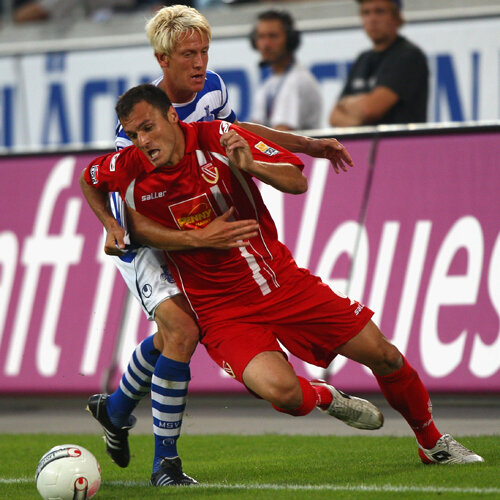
115, 69, 237, 150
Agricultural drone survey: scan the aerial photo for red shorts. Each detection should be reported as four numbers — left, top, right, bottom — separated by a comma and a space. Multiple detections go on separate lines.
200, 268, 373, 383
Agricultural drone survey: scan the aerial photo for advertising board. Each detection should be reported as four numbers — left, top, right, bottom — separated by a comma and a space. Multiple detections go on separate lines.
0, 128, 498, 393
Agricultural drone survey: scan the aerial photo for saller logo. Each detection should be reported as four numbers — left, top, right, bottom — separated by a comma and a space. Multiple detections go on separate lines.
142, 191, 167, 201
254, 141, 279, 156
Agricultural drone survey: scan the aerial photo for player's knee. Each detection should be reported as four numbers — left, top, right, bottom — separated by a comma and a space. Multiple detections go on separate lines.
162, 325, 199, 355
371, 342, 403, 375
155, 313, 200, 358
267, 379, 302, 409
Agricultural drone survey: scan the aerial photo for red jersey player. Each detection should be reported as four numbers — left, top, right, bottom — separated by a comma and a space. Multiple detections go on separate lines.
82, 84, 483, 468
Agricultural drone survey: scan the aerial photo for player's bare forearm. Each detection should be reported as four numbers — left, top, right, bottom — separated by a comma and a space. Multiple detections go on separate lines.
221, 130, 307, 194
79, 171, 115, 229
246, 160, 307, 194
127, 206, 259, 251
236, 120, 353, 174
237, 121, 307, 153
79, 170, 127, 253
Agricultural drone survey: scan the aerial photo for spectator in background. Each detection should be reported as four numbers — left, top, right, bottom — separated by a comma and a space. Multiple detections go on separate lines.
329, 0, 428, 127
250, 10, 322, 131
12, 0, 78, 22
12, 0, 165, 23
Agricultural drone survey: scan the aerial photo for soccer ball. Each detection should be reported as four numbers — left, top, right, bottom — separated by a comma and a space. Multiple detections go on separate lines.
35, 444, 101, 500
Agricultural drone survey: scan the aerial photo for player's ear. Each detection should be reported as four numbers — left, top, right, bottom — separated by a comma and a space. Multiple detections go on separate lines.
167, 106, 179, 123
155, 52, 169, 68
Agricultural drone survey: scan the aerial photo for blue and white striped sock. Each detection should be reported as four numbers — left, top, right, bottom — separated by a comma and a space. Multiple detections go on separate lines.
151, 355, 190, 473
107, 334, 159, 428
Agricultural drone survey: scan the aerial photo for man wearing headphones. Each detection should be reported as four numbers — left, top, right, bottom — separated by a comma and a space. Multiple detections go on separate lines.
250, 10, 322, 131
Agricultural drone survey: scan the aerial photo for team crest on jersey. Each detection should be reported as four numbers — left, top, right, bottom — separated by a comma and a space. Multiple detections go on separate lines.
89, 165, 99, 184
254, 141, 279, 156
219, 121, 231, 135
201, 163, 219, 184
201, 105, 215, 122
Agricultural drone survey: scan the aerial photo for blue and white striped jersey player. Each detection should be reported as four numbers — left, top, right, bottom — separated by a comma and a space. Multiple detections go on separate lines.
82, 4, 376, 488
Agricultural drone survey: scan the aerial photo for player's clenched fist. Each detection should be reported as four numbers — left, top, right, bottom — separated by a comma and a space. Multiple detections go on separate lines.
220, 130, 254, 172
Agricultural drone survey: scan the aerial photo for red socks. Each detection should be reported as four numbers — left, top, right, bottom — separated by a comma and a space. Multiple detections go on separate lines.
271, 357, 442, 451
311, 381, 333, 410
374, 356, 442, 449
272, 376, 318, 416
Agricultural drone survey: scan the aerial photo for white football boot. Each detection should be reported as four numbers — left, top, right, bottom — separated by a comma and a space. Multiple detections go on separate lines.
311, 379, 384, 430
418, 434, 484, 464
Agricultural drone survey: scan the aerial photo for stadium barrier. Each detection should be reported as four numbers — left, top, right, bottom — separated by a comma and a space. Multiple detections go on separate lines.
0, 122, 499, 394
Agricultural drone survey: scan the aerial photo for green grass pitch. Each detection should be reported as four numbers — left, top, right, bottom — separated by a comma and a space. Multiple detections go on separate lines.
1, 434, 499, 499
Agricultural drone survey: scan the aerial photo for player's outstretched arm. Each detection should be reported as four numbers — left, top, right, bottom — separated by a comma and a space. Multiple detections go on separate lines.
235, 120, 354, 174
221, 129, 307, 194
79, 170, 127, 256
127, 206, 259, 251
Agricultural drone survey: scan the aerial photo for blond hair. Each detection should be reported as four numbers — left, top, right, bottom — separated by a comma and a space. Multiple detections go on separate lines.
145, 5, 212, 57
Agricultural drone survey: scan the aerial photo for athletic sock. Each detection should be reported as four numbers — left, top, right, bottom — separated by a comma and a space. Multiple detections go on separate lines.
374, 356, 442, 449
312, 383, 333, 410
151, 355, 190, 472
272, 376, 317, 416
107, 334, 159, 428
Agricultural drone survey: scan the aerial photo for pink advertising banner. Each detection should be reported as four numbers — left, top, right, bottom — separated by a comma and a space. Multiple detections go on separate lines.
0, 130, 499, 394
0, 153, 127, 393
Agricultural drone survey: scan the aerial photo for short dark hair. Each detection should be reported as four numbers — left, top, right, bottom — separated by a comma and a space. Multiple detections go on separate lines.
356, 0, 402, 13
115, 84, 172, 121
252, 9, 300, 53
257, 9, 295, 26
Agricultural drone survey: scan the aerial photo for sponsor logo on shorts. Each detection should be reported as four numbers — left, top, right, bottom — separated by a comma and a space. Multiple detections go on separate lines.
254, 141, 279, 156
222, 361, 236, 378
142, 284, 152, 298
354, 304, 364, 316
89, 165, 98, 184
160, 265, 176, 284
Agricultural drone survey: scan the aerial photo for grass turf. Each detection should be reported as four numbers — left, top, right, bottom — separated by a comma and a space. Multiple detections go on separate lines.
1, 434, 498, 499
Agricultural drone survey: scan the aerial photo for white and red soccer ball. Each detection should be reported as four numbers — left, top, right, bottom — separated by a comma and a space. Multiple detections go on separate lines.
36, 444, 101, 500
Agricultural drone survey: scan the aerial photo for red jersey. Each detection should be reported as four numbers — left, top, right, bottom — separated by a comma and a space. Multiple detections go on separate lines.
84, 120, 304, 321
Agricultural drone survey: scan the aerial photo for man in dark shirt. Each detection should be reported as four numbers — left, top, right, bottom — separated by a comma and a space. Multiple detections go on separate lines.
329, 0, 428, 126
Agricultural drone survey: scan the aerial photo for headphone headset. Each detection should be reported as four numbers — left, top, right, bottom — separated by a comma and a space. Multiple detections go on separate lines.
250, 10, 301, 53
